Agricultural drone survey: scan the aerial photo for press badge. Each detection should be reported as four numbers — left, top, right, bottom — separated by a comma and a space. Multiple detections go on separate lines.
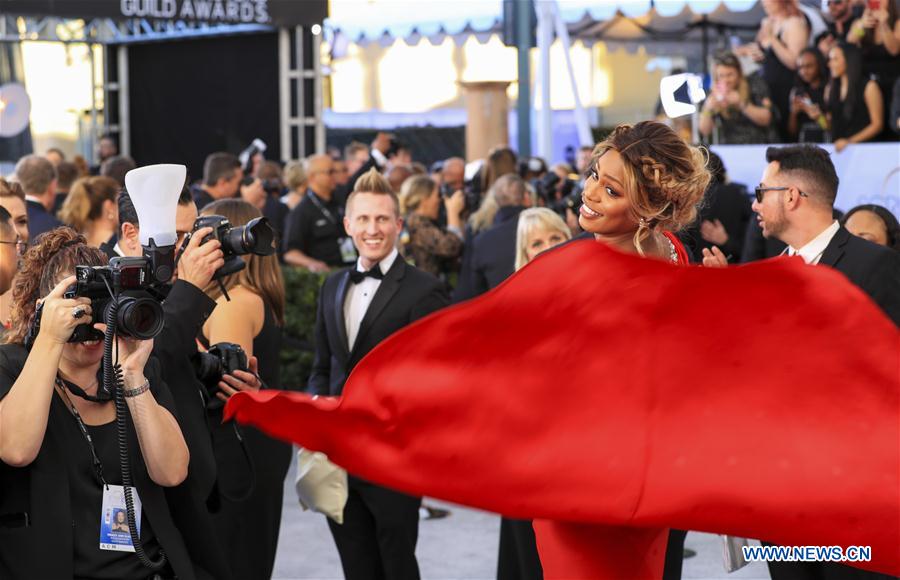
99, 485, 142, 552
339, 237, 357, 263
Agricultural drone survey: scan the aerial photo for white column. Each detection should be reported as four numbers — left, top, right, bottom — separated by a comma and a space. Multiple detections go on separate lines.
278, 28, 292, 161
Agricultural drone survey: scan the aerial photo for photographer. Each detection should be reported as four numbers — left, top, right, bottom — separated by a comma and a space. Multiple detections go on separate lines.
0, 228, 193, 579
118, 187, 255, 580
399, 175, 464, 280
199, 199, 289, 580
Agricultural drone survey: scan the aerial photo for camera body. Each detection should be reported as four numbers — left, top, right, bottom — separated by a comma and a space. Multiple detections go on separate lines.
192, 342, 249, 410
533, 172, 576, 206
189, 215, 275, 280
63, 257, 166, 342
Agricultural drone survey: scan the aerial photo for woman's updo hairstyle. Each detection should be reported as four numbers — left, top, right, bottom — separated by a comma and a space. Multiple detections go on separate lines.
591, 121, 710, 254
5, 227, 107, 344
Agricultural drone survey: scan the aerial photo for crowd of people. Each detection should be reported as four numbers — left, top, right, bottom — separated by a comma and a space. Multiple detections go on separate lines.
0, 109, 898, 580
695, 0, 900, 147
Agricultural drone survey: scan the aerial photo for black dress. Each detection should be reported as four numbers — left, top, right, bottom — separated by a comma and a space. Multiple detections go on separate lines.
827, 79, 871, 141
203, 304, 292, 580
762, 29, 800, 140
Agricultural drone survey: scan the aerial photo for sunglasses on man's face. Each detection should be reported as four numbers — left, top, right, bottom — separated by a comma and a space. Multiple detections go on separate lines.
754, 186, 809, 203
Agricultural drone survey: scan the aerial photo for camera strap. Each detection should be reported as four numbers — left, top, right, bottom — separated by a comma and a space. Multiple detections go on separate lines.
56, 378, 109, 488
306, 191, 339, 225
58, 372, 112, 403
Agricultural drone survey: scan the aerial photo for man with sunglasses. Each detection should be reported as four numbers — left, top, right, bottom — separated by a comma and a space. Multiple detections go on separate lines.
705, 144, 900, 328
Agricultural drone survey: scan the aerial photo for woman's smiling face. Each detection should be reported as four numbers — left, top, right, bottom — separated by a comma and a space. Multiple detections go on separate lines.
578, 150, 637, 237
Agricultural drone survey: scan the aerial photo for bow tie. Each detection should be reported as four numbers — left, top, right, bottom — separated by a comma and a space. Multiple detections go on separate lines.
350, 266, 384, 284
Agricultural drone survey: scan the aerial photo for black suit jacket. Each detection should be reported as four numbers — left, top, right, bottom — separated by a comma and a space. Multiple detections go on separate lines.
25, 199, 62, 241
156, 281, 232, 580
454, 205, 524, 302
308, 258, 448, 397
740, 216, 787, 263
820, 226, 900, 326
684, 183, 753, 260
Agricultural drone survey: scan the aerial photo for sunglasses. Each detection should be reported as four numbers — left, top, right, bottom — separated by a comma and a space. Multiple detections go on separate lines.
754, 186, 809, 203
0, 236, 25, 255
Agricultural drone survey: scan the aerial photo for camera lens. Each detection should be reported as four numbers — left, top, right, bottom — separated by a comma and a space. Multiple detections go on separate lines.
244, 217, 275, 256
115, 296, 165, 339
222, 217, 275, 257
192, 351, 224, 386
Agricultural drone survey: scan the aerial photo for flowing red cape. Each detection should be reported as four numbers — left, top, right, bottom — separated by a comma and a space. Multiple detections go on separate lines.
226, 240, 900, 577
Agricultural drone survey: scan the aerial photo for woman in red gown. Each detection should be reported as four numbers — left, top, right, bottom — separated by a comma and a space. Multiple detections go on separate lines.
225, 121, 899, 579
533, 121, 707, 577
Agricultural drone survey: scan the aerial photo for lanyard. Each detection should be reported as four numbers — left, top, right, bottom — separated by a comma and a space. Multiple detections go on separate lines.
306, 191, 339, 226
56, 378, 109, 488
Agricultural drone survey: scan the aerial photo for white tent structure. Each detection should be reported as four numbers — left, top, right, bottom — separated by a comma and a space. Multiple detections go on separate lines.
325, 0, 765, 157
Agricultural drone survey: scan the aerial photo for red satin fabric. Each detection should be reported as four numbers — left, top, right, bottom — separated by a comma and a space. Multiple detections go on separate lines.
226, 240, 900, 578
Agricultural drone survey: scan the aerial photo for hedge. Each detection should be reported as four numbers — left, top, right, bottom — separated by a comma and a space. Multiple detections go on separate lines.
279, 266, 329, 392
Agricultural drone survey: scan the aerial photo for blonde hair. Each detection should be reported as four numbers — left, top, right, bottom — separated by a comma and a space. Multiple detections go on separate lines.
591, 121, 710, 256
283, 160, 307, 191
346, 167, 400, 217
399, 175, 436, 215
515, 208, 572, 271
58, 176, 118, 232
467, 189, 498, 235
200, 200, 285, 326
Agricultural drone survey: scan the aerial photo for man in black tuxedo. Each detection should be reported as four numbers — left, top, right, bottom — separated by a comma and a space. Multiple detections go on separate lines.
308, 168, 448, 580
454, 174, 532, 302
14, 155, 62, 241
703, 144, 900, 579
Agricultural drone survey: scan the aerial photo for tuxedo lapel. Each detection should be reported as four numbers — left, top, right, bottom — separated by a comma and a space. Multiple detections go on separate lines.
351, 259, 405, 360
334, 270, 352, 357
819, 227, 850, 268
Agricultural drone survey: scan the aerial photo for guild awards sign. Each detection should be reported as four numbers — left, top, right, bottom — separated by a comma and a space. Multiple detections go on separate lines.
1, 0, 327, 27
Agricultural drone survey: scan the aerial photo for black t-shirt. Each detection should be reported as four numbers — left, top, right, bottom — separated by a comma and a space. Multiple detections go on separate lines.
282, 190, 349, 267
0, 347, 175, 579
68, 419, 164, 579
263, 195, 290, 250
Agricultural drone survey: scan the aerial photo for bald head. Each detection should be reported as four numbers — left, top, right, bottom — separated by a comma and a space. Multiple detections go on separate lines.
442, 157, 465, 191
387, 165, 413, 194
305, 154, 336, 199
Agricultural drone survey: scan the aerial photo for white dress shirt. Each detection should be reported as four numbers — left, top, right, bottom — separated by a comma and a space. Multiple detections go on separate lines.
787, 220, 839, 265
344, 248, 399, 350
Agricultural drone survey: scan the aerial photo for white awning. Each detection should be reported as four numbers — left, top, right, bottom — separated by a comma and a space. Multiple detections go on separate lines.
327, 0, 761, 47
